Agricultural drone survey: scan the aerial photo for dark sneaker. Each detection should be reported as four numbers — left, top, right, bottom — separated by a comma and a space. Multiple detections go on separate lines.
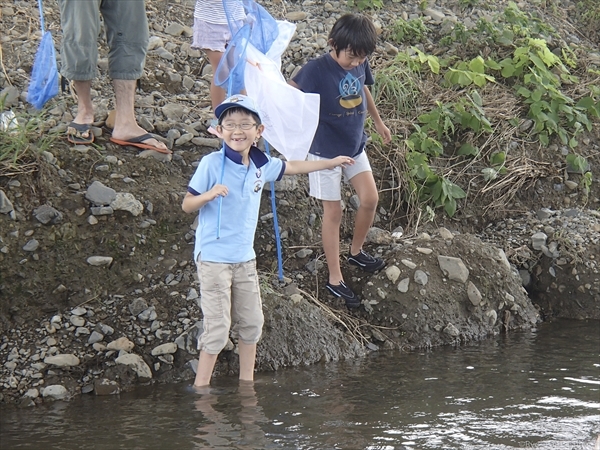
348, 249, 386, 273
326, 281, 361, 309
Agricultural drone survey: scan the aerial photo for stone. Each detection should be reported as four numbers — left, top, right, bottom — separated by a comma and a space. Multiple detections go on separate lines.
437, 255, 469, 283
151, 343, 178, 356
414, 270, 429, 286
129, 298, 149, 316
107, 337, 134, 352
385, 265, 401, 284
397, 277, 410, 293
467, 281, 482, 306
438, 227, 454, 240
87, 256, 113, 266
443, 323, 460, 337
42, 385, 69, 400
401, 259, 417, 269
85, 181, 117, 205
115, 353, 153, 379
94, 379, 120, 396
286, 11, 307, 21
33, 204, 63, 225
23, 240, 39, 252
0, 190, 14, 216
110, 192, 144, 216
531, 232, 548, 251
70, 315, 85, 327
88, 331, 104, 344
44, 354, 80, 367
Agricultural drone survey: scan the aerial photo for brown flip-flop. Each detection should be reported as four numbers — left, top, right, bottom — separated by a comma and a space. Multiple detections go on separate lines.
66, 122, 94, 145
109, 133, 172, 154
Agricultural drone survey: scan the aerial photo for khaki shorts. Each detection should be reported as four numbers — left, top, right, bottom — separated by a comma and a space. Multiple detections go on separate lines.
308, 151, 372, 201
196, 259, 263, 354
58, 0, 149, 80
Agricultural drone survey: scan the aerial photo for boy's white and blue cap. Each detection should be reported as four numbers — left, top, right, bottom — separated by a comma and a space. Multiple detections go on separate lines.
215, 94, 261, 121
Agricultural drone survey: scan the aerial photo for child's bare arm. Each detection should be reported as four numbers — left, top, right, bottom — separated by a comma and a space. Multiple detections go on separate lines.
181, 185, 228, 213
364, 86, 392, 144
284, 156, 354, 175
288, 79, 300, 89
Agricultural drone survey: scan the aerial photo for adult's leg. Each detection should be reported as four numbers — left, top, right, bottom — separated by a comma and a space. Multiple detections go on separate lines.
71, 81, 94, 128
58, 0, 100, 128
101, 0, 167, 151
322, 200, 344, 285
348, 171, 379, 255
205, 50, 227, 111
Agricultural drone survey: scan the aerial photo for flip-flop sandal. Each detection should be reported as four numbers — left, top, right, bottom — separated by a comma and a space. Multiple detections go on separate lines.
66, 122, 94, 145
109, 133, 172, 154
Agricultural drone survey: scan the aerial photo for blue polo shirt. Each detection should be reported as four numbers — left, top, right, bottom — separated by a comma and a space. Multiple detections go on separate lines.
188, 144, 286, 264
292, 53, 374, 158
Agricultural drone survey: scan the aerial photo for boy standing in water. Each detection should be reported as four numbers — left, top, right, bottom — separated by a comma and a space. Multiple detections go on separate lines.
289, 14, 392, 308
182, 95, 354, 387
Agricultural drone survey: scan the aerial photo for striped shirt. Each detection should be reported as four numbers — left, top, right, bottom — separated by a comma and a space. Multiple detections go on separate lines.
194, 0, 245, 24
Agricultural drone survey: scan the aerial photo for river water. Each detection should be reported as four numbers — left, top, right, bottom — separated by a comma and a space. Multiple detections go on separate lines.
1, 319, 598, 450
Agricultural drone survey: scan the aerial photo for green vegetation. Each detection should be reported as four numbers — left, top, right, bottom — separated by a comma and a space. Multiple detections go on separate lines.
347, 0, 383, 10
389, 18, 428, 44
371, 1, 599, 222
0, 101, 57, 176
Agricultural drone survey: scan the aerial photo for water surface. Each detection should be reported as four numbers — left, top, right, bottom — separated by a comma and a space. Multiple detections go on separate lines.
1, 319, 598, 449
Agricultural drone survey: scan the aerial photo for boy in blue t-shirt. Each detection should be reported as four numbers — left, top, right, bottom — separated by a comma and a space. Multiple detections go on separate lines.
290, 14, 392, 308
182, 94, 354, 387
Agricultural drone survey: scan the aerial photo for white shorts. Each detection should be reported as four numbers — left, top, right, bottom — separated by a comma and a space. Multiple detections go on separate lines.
192, 19, 242, 52
308, 151, 372, 201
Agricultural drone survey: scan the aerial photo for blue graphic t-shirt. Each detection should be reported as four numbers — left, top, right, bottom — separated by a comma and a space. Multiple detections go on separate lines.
292, 53, 374, 158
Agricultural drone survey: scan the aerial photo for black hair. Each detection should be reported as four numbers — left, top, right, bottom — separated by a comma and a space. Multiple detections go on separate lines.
218, 106, 261, 125
328, 14, 377, 57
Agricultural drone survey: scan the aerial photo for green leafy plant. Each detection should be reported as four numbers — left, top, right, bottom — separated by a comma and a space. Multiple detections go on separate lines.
566, 154, 589, 174
347, 0, 383, 10
405, 151, 466, 217
499, 38, 593, 148
482, 151, 507, 181
390, 18, 428, 44
444, 56, 496, 87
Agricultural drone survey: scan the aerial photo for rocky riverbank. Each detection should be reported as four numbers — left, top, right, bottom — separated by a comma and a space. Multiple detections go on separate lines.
1, 0, 599, 405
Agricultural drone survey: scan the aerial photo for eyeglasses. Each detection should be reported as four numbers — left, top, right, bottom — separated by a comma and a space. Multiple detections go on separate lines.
219, 122, 258, 131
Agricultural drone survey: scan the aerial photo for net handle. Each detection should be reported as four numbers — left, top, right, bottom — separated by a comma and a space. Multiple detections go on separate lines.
37, 0, 46, 32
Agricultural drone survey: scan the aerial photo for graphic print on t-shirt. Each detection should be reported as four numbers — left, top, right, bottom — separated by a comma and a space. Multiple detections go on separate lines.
338, 72, 363, 109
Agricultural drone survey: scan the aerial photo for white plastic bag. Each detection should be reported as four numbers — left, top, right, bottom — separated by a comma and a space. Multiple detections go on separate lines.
244, 43, 319, 161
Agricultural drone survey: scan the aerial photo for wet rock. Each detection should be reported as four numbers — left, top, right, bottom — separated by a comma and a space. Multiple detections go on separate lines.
115, 353, 152, 380
94, 379, 120, 396
42, 385, 69, 400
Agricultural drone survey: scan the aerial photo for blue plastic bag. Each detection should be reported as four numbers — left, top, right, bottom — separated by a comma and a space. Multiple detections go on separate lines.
27, 31, 59, 109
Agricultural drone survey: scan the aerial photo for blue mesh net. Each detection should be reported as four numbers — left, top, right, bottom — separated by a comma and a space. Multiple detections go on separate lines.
242, 0, 279, 54
214, 23, 251, 95
27, 30, 58, 109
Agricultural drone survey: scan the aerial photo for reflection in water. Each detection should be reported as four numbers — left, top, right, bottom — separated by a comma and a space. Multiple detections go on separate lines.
0, 319, 598, 449
193, 382, 271, 449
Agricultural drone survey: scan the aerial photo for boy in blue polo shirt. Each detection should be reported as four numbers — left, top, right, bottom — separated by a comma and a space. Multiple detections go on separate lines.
182, 94, 354, 387
289, 13, 392, 308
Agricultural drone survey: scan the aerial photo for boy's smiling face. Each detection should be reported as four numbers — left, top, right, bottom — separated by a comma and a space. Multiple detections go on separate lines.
217, 110, 264, 159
